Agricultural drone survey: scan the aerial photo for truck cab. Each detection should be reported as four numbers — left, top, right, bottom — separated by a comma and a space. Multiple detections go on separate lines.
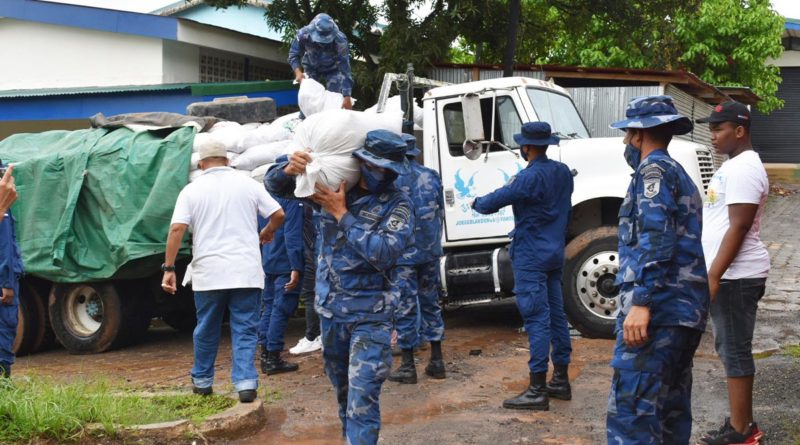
419, 76, 713, 338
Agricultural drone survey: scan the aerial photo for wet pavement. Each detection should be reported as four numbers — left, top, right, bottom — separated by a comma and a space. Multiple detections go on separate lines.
14, 185, 800, 444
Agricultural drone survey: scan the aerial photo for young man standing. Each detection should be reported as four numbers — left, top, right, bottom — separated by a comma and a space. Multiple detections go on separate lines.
472, 122, 574, 411
162, 139, 284, 403
606, 96, 709, 444
696, 101, 769, 445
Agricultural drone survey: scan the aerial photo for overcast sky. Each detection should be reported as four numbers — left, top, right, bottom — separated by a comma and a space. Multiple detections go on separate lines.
43, 0, 800, 19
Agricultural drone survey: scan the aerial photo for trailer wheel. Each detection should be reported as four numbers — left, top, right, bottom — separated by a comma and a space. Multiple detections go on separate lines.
49, 283, 132, 354
12, 282, 47, 356
563, 226, 620, 339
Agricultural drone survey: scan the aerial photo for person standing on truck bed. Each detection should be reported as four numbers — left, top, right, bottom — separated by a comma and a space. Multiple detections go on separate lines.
257, 193, 305, 375
696, 101, 768, 445
289, 13, 354, 110
0, 162, 22, 378
161, 138, 285, 404
389, 133, 447, 384
471, 122, 574, 412
605, 95, 709, 444
265, 130, 414, 445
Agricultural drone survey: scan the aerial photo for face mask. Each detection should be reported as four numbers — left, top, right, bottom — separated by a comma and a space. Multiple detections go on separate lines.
624, 143, 641, 170
360, 164, 397, 193
520, 147, 529, 162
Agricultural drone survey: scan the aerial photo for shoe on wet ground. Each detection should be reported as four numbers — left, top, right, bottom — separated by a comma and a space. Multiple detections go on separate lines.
697, 417, 763, 445
192, 386, 213, 396
238, 389, 257, 403
289, 336, 322, 355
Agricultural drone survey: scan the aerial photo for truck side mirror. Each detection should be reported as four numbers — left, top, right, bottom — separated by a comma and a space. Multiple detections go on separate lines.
463, 140, 483, 160
461, 93, 484, 141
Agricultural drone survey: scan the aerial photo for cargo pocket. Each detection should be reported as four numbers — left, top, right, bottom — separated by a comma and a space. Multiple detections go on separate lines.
610, 369, 660, 417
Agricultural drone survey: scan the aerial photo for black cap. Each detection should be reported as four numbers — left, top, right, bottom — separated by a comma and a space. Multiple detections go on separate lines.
696, 100, 751, 127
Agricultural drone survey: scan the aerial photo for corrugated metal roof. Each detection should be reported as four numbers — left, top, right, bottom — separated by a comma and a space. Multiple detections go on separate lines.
0, 80, 298, 99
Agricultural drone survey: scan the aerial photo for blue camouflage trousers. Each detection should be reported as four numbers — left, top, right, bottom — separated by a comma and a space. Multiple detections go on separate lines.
514, 268, 572, 373
394, 262, 445, 350
606, 319, 702, 445
320, 317, 392, 445
0, 278, 19, 375
258, 273, 301, 352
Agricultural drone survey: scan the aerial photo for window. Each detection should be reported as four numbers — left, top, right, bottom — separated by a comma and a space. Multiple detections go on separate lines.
526, 88, 590, 139
443, 96, 523, 157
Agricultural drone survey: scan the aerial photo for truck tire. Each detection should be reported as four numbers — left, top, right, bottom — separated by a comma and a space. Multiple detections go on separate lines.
49, 282, 143, 354
563, 226, 620, 339
12, 281, 47, 356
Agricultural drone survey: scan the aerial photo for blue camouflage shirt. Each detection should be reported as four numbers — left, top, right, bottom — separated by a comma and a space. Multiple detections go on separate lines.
288, 26, 353, 97
396, 160, 444, 266
616, 149, 709, 331
472, 154, 573, 272
265, 164, 414, 322
0, 211, 23, 290
259, 196, 305, 275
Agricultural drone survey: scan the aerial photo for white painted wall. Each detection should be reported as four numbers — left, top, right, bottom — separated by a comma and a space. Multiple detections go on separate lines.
0, 19, 164, 90
162, 40, 200, 84
768, 50, 800, 67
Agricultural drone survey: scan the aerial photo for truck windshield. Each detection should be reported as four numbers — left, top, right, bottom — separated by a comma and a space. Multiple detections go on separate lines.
527, 88, 590, 139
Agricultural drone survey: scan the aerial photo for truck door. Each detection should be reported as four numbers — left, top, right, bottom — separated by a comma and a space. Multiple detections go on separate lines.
436, 91, 529, 243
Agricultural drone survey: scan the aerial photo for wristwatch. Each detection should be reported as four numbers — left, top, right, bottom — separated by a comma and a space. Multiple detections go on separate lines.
161, 264, 176, 272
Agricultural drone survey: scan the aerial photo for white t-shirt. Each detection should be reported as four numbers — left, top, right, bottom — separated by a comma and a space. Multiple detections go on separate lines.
171, 166, 281, 291
701, 150, 770, 279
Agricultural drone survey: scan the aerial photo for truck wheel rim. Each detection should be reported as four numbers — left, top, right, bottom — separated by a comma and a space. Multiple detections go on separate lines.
64, 286, 103, 337
575, 251, 620, 320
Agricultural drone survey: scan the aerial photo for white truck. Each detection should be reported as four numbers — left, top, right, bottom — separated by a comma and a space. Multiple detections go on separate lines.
385, 71, 713, 338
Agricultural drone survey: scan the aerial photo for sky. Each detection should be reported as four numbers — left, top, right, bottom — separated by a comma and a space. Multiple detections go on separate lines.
40, 0, 800, 20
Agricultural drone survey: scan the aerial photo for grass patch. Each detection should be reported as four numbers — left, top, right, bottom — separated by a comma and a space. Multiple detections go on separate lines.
0, 376, 235, 444
783, 344, 800, 358
753, 350, 777, 359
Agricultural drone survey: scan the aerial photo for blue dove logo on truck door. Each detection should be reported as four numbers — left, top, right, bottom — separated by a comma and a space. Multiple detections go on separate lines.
454, 169, 477, 198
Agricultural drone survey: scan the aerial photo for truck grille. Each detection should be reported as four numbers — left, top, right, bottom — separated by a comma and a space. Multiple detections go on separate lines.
696, 149, 715, 192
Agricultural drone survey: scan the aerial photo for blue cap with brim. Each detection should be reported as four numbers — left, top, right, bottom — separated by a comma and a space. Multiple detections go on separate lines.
353, 130, 410, 175
513, 121, 560, 147
310, 14, 337, 44
610, 95, 693, 135
400, 133, 421, 158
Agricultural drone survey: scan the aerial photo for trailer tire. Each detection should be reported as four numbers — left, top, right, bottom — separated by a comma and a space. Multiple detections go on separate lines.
49, 283, 133, 354
12, 282, 47, 356
563, 226, 620, 339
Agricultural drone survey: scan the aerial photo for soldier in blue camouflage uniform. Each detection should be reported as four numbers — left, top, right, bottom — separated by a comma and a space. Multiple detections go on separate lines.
288, 13, 354, 110
265, 130, 414, 445
388, 134, 446, 384
472, 122, 574, 412
606, 96, 710, 445
0, 162, 22, 378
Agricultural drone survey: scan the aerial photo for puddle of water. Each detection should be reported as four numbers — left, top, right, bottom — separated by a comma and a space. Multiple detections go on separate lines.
236, 407, 344, 445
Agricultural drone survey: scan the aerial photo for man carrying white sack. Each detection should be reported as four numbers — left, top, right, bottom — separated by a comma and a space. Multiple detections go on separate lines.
162, 138, 285, 404
265, 130, 414, 445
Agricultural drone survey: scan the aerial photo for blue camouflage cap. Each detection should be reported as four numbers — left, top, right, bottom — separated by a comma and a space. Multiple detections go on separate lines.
310, 13, 338, 44
400, 133, 421, 158
513, 121, 560, 147
353, 130, 410, 175
610, 95, 693, 135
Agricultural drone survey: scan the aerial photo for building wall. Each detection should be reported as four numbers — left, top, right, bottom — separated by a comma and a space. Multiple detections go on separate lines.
0, 19, 165, 90
565, 86, 660, 137
162, 40, 200, 84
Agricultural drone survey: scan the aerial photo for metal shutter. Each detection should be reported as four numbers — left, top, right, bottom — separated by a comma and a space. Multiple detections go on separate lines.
566, 86, 660, 137
666, 85, 722, 168
751, 67, 800, 163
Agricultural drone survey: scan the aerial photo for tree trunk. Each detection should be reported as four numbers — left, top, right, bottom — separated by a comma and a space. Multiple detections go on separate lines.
503, 0, 521, 77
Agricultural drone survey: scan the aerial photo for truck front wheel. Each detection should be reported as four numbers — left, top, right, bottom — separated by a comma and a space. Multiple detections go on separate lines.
49, 283, 136, 354
563, 226, 620, 339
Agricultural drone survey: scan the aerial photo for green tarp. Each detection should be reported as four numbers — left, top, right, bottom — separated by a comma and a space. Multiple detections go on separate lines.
0, 127, 194, 282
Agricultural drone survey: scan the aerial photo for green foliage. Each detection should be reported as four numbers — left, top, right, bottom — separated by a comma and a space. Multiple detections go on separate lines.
0, 376, 234, 443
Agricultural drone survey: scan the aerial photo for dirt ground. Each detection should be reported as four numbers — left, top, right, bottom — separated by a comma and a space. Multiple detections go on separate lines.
14, 301, 800, 445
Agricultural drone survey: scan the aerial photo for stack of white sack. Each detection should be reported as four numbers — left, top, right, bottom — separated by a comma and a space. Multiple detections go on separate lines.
365, 95, 424, 131
292, 108, 403, 198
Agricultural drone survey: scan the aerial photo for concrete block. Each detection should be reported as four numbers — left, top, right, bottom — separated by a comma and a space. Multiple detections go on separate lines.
187, 96, 277, 124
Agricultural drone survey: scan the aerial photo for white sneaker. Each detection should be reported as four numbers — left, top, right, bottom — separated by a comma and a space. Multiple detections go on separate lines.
289, 336, 322, 355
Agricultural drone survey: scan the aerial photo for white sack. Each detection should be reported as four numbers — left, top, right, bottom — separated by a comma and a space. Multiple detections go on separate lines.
231, 140, 293, 171
207, 121, 242, 133
250, 162, 275, 184
241, 122, 260, 130
298, 78, 344, 117
365, 95, 424, 129
293, 109, 403, 198
239, 117, 301, 149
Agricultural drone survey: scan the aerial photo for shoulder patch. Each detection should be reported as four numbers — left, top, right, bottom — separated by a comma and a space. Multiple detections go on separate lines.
387, 214, 405, 232
643, 176, 661, 198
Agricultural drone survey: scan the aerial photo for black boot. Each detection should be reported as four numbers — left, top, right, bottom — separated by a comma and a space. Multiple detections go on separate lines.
547, 364, 572, 400
502, 372, 548, 411
388, 349, 417, 384
425, 341, 446, 379
262, 350, 299, 375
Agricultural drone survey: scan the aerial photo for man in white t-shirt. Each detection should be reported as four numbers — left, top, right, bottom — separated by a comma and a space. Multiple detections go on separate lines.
161, 137, 285, 404
696, 101, 769, 445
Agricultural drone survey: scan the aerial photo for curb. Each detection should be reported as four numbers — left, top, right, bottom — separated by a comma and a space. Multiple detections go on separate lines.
90, 396, 265, 442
